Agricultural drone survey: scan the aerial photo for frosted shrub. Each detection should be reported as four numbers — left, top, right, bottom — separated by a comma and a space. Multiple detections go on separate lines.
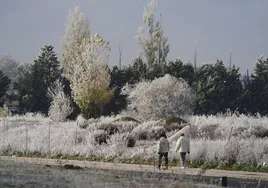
48, 80, 73, 122
122, 74, 195, 120
48, 83, 73, 122
236, 138, 268, 167
131, 120, 162, 140
95, 120, 138, 134
93, 130, 109, 144
198, 124, 219, 139
97, 122, 119, 135
76, 114, 88, 129
220, 138, 240, 166
249, 125, 268, 138
189, 138, 208, 164
147, 125, 166, 140
105, 133, 128, 159
126, 133, 136, 147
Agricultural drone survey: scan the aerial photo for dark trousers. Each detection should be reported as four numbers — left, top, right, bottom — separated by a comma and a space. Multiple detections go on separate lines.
158, 152, 168, 168
180, 152, 186, 167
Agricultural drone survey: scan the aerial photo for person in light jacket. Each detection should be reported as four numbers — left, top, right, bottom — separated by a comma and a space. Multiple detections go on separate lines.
175, 133, 190, 168
157, 132, 169, 170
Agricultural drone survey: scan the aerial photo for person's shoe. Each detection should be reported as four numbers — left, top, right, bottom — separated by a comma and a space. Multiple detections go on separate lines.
156, 166, 161, 170
162, 167, 168, 170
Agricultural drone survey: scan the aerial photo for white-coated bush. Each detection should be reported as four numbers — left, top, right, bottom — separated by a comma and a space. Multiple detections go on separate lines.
121, 74, 195, 121
48, 80, 73, 122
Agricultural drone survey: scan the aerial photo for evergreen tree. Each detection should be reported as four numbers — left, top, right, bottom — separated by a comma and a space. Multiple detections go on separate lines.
0, 70, 11, 106
166, 59, 195, 86
241, 56, 268, 115
14, 45, 61, 114
193, 60, 242, 115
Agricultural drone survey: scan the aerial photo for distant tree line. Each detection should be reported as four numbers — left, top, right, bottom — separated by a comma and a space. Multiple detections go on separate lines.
1, 50, 268, 117
1, 1, 268, 119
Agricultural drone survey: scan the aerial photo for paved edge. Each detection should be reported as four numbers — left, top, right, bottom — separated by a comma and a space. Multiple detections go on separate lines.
0, 156, 267, 181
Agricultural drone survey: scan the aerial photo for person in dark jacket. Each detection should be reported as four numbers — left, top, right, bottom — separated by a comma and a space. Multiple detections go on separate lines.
157, 132, 169, 170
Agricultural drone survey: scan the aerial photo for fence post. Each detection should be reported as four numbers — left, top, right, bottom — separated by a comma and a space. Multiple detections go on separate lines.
5, 119, 9, 149
48, 123, 51, 155
3, 119, 6, 149
25, 122, 28, 154
75, 127, 77, 146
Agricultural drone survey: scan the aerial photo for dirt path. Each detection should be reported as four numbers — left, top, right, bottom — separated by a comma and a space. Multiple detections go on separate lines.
1, 156, 268, 181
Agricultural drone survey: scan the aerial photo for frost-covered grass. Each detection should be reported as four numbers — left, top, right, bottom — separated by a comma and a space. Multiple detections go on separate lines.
1, 160, 216, 188
0, 113, 268, 171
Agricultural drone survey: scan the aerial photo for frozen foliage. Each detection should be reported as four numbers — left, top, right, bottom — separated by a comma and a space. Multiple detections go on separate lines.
48, 80, 73, 122
188, 112, 268, 139
0, 55, 19, 80
0, 113, 268, 168
62, 5, 113, 119
136, 0, 170, 67
131, 120, 166, 140
62, 5, 91, 78
76, 114, 88, 128
122, 74, 195, 120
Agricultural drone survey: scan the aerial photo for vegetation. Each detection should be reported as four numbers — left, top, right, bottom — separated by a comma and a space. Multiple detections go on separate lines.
0, 0, 268, 177
0, 113, 268, 173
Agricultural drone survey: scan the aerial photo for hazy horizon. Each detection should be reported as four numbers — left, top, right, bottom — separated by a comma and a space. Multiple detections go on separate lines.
1, 0, 267, 74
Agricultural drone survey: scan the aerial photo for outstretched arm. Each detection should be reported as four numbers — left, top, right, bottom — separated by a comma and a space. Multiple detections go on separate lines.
175, 139, 181, 152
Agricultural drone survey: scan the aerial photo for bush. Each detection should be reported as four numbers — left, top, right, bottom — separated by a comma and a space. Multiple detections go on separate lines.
98, 122, 119, 135
48, 81, 73, 122
199, 124, 219, 139
253, 126, 268, 138
147, 126, 166, 140
121, 74, 195, 120
76, 115, 88, 129
93, 130, 109, 144
126, 134, 136, 147
131, 121, 162, 140
160, 116, 187, 132
220, 139, 240, 166
136, 130, 148, 140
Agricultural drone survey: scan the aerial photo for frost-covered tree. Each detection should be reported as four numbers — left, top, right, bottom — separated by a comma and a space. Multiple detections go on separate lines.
136, 0, 170, 69
48, 80, 73, 122
121, 74, 195, 120
62, 5, 114, 119
0, 55, 19, 80
62, 5, 91, 78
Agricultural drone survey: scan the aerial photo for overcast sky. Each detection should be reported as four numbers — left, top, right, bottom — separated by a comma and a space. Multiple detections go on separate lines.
1, 0, 267, 74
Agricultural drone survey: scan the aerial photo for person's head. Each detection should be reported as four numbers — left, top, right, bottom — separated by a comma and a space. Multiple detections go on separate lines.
180, 133, 185, 137
160, 132, 167, 139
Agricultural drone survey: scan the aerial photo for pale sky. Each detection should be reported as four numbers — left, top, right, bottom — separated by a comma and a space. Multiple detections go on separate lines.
1, 0, 267, 74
